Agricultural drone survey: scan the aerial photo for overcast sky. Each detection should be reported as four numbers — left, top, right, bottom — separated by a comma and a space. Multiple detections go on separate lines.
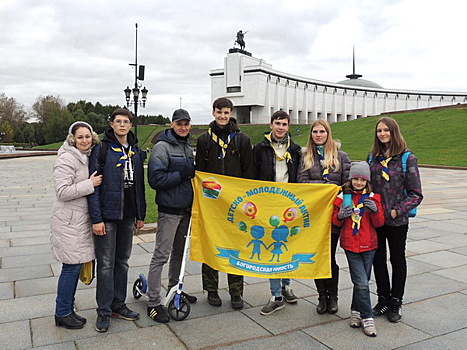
1, 0, 466, 123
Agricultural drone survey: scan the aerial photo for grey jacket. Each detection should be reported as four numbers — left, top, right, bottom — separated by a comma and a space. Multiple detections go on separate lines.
297, 148, 351, 186
50, 141, 96, 264
147, 129, 195, 214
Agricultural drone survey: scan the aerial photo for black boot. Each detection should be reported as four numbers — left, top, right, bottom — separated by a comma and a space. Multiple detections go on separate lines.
316, 293, 327, 314
327, 293, 338, 314
55, 314, 84, 329
72, 311, 87, 324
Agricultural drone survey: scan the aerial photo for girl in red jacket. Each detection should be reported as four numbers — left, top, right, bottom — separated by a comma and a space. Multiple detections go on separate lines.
332, 162, 385, 337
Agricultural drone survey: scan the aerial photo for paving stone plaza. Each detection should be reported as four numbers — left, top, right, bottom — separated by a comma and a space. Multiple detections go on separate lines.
0, 155, 466, 349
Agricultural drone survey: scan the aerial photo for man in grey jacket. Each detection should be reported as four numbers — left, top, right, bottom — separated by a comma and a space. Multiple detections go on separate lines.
146, 109, 197, 323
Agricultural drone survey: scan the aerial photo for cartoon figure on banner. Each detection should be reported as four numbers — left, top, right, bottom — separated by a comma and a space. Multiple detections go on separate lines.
267, 225, 289, 262
246, 225, 267, 260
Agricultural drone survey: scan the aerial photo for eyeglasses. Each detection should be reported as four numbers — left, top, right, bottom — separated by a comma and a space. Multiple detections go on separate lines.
113, 119, 131, 125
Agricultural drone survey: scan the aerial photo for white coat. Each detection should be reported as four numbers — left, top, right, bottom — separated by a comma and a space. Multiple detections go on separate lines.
50, 141, 96, 264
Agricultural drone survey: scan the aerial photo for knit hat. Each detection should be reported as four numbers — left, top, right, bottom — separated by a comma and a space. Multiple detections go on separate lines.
68, 121, 94, 135
349, 162, 370, 181
172, 109, 191, 122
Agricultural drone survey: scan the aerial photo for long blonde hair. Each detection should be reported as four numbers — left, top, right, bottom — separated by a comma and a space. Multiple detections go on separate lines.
303, 119, 341, 171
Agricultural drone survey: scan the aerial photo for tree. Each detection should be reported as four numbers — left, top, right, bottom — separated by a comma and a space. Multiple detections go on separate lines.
43, 109, 74, 144
0, 121, 15, 143
0, 93, 27, 125
32, 95, 66, 123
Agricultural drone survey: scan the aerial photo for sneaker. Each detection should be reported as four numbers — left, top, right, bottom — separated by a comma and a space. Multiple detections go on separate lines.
350, 310, 361, 328
181, 292, 198, 304
388, 297, 402, 323
281, 286, 298, 303
372, 296, 389, 316
231, 295, 244, 309
95, 315, 110, 333
260, 296, 285, 315
207, 291, 222, 306
111, 305, 139, 321
147, 305, 169, 323
362, 318, 377, 337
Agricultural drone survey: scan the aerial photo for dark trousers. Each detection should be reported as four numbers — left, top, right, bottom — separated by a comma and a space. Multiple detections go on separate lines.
94, 218, 135, 316
202, 263, 243, 297
373, 224, 409, 300
315, 231, 340, 295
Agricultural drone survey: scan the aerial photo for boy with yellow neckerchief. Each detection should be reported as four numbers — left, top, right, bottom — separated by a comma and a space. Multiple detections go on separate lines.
252, 110, 302, 315
195, 97, 254, 309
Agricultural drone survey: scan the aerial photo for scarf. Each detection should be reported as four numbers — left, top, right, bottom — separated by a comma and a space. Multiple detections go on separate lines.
110, 143, 134, 167
264, 132, 292, 162
208, 127, 236, 159
376, 156, 392, 181
316, 146, 330, 181
351, 189, 370, 236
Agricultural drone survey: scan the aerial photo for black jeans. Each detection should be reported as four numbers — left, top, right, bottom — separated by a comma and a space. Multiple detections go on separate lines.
315, 231, 339, 295
373, 224, 409, 300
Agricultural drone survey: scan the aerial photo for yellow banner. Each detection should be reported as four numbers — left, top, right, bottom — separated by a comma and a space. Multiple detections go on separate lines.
190, 171, 340, 279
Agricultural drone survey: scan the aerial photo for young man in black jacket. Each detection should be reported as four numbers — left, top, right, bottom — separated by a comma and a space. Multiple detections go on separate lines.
253, 110, 302, 315
196, 97, 254, 309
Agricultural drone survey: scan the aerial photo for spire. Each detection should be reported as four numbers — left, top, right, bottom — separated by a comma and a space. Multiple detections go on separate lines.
346, 46, 362, 79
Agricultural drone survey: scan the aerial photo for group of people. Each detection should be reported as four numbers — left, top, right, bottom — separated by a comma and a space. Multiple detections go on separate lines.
50, 97, 422, 338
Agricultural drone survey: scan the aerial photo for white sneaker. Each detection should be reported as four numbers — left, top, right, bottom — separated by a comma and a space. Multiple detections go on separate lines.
350, 310, 361, 328
362, 318, 377, 337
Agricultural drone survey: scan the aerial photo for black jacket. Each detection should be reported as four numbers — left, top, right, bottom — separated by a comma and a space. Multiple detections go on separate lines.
195, 119, 254, 179
253, 134, 302, 182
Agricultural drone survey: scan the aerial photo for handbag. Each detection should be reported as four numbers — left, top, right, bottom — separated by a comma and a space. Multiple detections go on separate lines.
79, 260, 95, 285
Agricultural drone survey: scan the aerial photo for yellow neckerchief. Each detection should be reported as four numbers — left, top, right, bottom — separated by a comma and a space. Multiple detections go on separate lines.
377, 156, 393, 181
316, 146, 330, 181
264, 132, 291, 162
110, 144, 134, 167
351, 189, 370, 236
207, 128, 235, 159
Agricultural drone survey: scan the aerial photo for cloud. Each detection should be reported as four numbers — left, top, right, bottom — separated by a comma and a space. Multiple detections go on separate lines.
1, 0, 466, 123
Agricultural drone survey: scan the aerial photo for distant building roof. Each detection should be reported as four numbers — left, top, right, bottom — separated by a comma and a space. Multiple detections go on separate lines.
337, 77, 383, 89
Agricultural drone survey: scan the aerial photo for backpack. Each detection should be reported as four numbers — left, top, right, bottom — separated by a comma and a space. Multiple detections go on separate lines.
367, 151, 417, 217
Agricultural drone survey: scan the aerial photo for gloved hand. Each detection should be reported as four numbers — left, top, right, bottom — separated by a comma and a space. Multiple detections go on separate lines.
179, 166, 195, 180
363, 198, 378, 213
338, 206, 352, 220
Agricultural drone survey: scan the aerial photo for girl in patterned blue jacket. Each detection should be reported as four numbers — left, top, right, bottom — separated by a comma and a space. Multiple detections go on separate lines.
368, 117, 423, 323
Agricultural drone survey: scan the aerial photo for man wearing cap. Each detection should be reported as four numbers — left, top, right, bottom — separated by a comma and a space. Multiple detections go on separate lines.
146, 108, 197, 323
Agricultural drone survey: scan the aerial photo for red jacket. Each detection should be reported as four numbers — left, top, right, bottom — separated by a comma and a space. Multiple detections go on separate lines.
332, 191, 385, 253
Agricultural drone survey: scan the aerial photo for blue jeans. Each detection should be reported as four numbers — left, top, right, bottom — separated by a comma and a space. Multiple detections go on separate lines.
345, 249, 375, 319
55, 263, 82, 317
94, 218, 135, 316
269, 278, 290, 297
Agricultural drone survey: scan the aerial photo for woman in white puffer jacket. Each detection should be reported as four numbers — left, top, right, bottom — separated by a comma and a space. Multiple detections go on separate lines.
50, 121, 101, 329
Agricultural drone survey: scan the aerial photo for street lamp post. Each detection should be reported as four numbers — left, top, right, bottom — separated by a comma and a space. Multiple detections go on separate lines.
124, 23, 148, 140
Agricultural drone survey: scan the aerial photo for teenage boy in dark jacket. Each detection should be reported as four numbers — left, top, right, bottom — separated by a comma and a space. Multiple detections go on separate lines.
253, 110, 302, 315
146, 109, 197, 323
88, 108, 146, 333
195, 97, 254, 309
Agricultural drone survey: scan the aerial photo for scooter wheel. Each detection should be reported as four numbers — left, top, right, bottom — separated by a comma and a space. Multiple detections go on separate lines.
168, 295, 190, 321
133, 278, 143, 299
